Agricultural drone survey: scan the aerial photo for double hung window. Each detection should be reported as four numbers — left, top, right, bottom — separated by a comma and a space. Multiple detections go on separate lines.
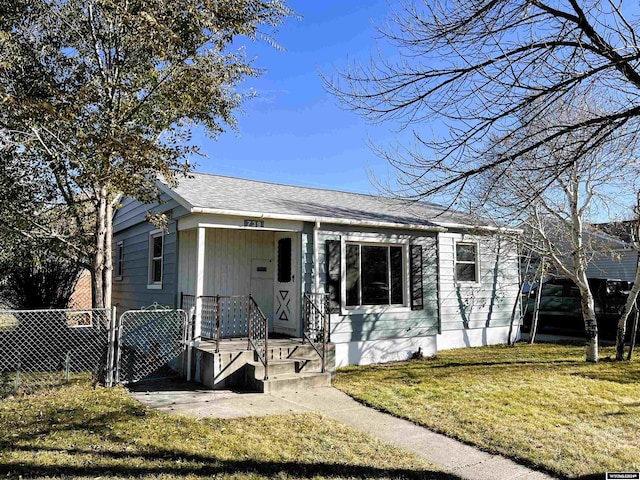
148, 231, 163, 287
455, 242, 478, 282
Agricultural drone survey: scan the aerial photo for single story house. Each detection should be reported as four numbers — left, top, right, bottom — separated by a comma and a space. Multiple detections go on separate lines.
112, 173, 521, 371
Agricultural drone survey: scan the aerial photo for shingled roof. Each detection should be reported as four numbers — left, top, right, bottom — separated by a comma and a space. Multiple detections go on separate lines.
161, 172, 502, 231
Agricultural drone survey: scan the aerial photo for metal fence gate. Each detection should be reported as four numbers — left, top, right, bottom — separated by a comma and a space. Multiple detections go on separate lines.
110, 307, 191, 386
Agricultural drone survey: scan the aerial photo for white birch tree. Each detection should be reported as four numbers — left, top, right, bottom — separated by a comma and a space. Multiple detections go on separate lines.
475, 101, 638, 362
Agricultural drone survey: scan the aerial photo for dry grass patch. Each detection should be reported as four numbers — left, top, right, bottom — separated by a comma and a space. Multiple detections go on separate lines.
0, 382, 449, 479
334, 343, 640, 478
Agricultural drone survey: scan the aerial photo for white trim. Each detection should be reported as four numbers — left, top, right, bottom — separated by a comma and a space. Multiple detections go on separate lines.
432, 221, 522, 234
314, 221, 320, 294
147, 229, 164, 289
190, 207, 446, 232
340, 235, 411, 314
193, 227, 206, 342
454, 241, 480, 285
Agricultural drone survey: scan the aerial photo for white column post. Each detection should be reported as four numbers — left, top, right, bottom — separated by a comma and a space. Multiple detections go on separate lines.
314, 220, 320, 294
194, 226, 206, 345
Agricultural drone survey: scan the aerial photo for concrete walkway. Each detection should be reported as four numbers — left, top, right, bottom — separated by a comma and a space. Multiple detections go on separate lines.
130, 383, 557, 480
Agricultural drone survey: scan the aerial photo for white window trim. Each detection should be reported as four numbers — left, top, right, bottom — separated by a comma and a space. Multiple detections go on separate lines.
455, 241, 480, 285
340, 235, 411, 315
147, 229, 164, 289
115, 240, 124, 281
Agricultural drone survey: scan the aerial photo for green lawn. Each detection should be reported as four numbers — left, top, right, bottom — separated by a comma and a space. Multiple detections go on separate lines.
0, 383, 448, 479
334, 343, 640, 478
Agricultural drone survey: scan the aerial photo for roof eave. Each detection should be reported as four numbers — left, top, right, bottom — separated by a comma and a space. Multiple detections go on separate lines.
190, 206, 447, 232
432, 221, 523, 235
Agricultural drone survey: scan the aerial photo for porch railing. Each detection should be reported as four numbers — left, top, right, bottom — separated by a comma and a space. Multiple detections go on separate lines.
247, 295, 269, 380
180, 293, 269, 379
303, 293, 330, 373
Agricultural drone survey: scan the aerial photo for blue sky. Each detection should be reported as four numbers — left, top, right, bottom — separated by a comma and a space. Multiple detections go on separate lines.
192, 0, 402, 195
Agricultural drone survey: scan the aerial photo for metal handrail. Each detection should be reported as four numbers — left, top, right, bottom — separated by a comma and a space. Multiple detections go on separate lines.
303, 293, 330, 373
181, 293, 269, 378
248, 295, 269, 380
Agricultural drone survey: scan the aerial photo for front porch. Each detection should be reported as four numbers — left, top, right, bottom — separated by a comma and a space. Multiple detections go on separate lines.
195, 337, 334, 393
181, 293, 333, 392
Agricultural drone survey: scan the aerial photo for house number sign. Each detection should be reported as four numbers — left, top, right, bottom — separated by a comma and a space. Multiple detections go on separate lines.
244, 219, 264, 228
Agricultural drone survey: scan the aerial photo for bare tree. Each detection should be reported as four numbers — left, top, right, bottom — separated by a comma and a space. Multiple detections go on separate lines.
473, 99, 638, 362
327, 0, 640, 202
614, 196, 640, 360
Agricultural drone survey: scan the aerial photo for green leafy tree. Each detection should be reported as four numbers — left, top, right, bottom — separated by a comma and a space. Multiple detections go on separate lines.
1, 0, 293, 307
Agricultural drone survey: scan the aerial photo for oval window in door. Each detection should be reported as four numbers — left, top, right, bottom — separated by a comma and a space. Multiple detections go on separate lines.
277, 237, 292, 283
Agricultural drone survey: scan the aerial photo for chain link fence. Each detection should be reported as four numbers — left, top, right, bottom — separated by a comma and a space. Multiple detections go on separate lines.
0, 308, 111, 396
0, 306, 191, 396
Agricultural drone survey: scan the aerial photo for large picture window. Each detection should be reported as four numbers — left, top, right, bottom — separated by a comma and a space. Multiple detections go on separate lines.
148, 231, 163, 287
455, 242, 478, 282
345, 243, 404, 307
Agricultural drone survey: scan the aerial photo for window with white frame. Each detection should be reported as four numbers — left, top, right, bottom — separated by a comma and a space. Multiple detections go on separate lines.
148, 231, 163, 287
455, 242, 478, 282
115, 241, 124, 280
345, 243, 405, 307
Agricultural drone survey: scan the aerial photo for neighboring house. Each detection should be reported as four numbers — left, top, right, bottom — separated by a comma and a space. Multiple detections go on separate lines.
587, 222, 639, 282
112, 173, 521, 368
520, 221, 639, 284
69, 269, 93, 309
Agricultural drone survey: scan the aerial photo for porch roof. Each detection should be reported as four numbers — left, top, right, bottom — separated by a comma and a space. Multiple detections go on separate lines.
161, 172, 507, 232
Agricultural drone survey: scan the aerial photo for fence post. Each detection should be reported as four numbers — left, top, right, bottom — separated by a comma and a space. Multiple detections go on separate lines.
65, 352, 71, 384
186, 307, 194, 382
114, 311, 124, 385
14, 361, 20, 393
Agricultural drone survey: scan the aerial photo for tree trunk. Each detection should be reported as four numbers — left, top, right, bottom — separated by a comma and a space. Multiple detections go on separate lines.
529, 259, 545, 345
579, 285, 599, 362
508, 252, 533, 346
616, 255, 640, 360
92, 185, 108, 308
616, 281, 640, 360
628, 307, 639, 360
103, 196, 114, 308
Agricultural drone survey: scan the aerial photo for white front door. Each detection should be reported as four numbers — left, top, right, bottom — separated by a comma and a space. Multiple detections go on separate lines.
274, 232, 300, 336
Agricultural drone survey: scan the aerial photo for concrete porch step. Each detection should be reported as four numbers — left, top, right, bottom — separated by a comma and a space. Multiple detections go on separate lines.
265, 343, 326, 361
248, 355, 324, 380
248, 359, 297, 379
253, 371, 332, 394
289, 356, 322, 373
196, 339, 335, 392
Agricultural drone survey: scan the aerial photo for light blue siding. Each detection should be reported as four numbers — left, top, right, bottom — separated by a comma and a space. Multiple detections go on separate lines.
112, 219, 178, 312
316, 226, 440, 344
438, 233, 520, 331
